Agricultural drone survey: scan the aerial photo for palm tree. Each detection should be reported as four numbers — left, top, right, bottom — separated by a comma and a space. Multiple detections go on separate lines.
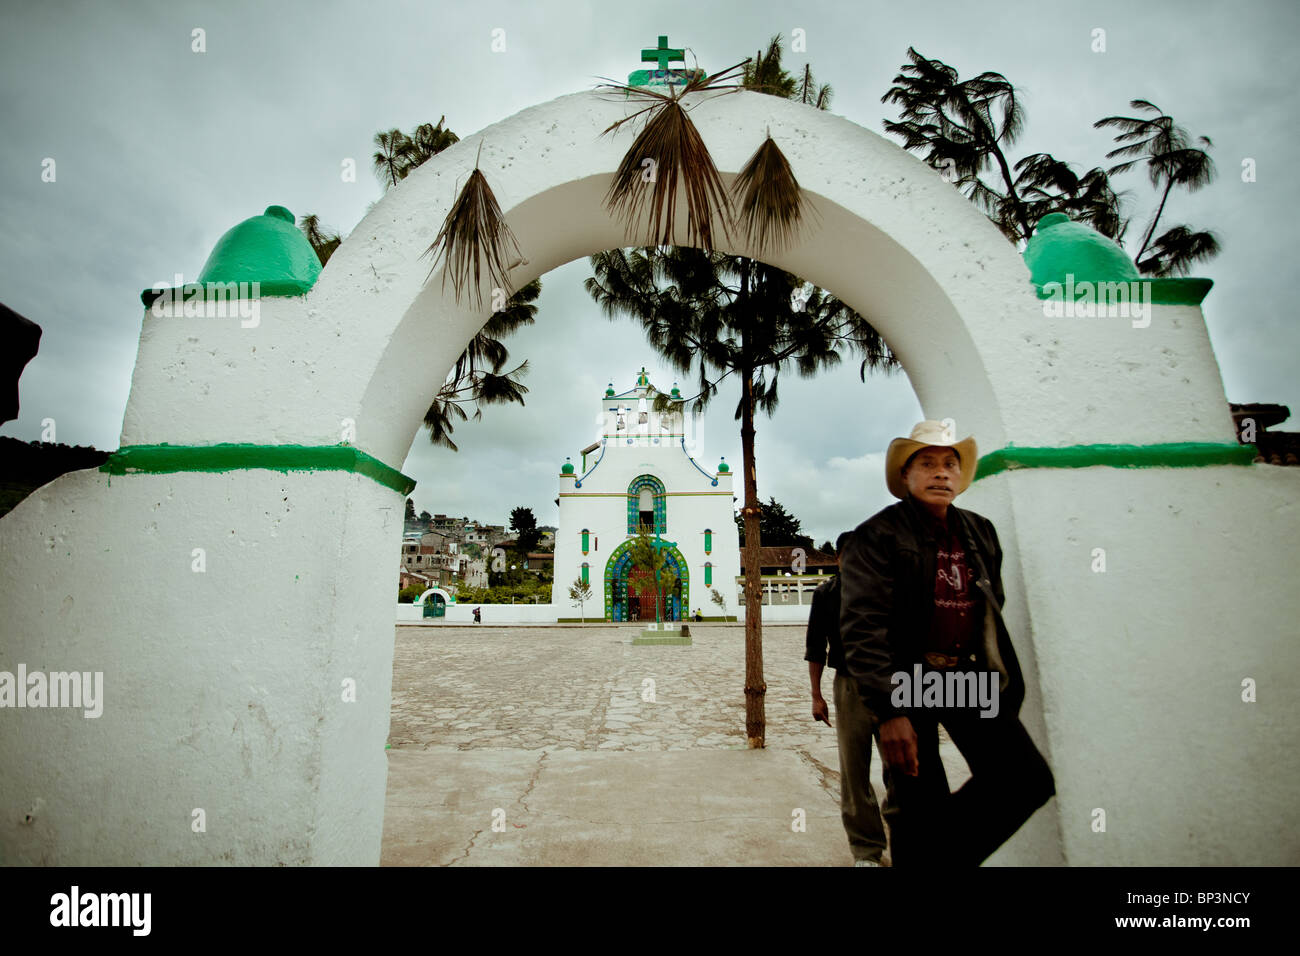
1136, 225, 1220, 277
304, 205, 534, 451
307, 117, 540, 451
298, 214, 343, 266
400, 117, 459, 176
882, 47, 1034, 241
372, 119, 539, 447
882, 51, 1221, 274
372, 128, 409, 189
1094, 100, 1218, 275
795, 63, 832, 109
423, 279, 541, 451
1009, 154, 1127, 241
743, 36, 797, 99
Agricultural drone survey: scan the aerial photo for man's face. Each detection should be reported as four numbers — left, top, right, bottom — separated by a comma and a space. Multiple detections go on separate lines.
902, 446, 961, 510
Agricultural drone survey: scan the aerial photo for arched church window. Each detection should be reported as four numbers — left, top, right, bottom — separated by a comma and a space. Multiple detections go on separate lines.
626, 475, 667, 534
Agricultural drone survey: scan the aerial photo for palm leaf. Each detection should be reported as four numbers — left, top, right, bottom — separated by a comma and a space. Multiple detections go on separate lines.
423, 146, 522, 309
1137, 226, 1220, 276
604, 98, 730, 252
373, 129, 409, 190
298, 213, 343, 267
730, 135, 811, 255
597, 61, 748, 253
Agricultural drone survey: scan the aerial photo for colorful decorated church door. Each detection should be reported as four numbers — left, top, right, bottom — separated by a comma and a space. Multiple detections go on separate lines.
606, 541, 689, 623
626, 566, 656, 622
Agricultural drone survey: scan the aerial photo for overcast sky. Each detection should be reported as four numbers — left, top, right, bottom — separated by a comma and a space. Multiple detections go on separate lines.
2, 0, 1296, 544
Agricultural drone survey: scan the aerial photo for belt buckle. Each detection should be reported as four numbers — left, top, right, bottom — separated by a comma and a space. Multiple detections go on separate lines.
924, 652, 959, 668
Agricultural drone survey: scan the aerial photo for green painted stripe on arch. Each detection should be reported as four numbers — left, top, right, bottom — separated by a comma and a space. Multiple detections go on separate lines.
1033, 276, 1213, 306
100, 443, 416, 495
974, 442, 1255, 480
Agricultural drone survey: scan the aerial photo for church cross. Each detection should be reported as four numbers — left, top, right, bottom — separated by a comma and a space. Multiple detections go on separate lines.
642, 35, 684, 71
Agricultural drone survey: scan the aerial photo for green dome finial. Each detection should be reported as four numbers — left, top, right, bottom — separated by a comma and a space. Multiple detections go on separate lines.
194, 205, 322, 294
1023, 213, 1139, 287
717, 457, 729, 473
605, 383, 616, 397
670, 382, 681, 399
561, 457, 575, 475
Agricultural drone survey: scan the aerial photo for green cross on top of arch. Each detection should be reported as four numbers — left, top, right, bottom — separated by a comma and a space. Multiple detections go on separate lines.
642, 35, 685, 71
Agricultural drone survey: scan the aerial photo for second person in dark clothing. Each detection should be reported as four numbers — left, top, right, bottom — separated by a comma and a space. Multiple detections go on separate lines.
806, 532, 888, 866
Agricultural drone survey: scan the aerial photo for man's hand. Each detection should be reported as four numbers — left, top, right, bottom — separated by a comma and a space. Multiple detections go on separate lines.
812, 695, 831, 727
879, 716, 918, 775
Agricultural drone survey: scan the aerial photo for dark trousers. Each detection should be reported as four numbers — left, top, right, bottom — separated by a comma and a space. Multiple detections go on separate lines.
882, 708, 1055, 866
832, 673, 888, 861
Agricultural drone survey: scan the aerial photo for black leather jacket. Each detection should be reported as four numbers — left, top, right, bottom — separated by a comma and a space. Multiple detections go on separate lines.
838, 494, 1026, 723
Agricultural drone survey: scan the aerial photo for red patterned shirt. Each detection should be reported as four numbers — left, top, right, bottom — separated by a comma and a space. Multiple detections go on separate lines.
925, 512, 982, 664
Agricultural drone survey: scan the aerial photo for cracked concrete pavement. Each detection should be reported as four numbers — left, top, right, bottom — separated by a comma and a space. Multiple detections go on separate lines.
381, 623, 969, 866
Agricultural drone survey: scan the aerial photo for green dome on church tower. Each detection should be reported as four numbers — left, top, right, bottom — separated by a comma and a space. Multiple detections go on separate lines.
605, 383, 616, 397
561, 458, 575, 475
195, 205, 322, 295
717, 457, 729, 473
1023, 212, 1138, 287
636, 367, 650, 388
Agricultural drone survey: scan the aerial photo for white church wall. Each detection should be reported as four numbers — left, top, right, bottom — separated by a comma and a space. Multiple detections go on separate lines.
553, 381, 740, 622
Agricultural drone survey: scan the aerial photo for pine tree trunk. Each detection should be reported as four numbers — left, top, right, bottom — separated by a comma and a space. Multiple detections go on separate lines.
740, 368, 766, 749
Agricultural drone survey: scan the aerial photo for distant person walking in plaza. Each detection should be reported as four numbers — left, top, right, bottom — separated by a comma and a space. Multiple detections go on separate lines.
806, 531, 887, 867
839, 421, 1055, 866
472, 606, 481, 624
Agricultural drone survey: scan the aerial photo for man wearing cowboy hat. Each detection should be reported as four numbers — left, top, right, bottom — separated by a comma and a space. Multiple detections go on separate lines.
838, 421, 1054, 866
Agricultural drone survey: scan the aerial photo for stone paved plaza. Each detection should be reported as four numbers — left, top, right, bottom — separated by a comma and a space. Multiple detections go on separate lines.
382, 623, 970, 866
388, 622, 854, 753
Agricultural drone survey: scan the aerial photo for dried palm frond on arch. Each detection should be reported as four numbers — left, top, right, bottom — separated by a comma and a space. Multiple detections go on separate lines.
597, 60, 750, 254
423, 143, 523, 310
731, 133, 816, 257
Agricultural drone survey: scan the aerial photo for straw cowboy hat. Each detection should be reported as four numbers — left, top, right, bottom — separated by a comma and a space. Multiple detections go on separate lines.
885, 420, 979, 500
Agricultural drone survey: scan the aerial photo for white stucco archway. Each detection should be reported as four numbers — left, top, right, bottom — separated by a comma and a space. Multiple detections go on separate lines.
416, 588, 452, 607
3, 90, 1296, 866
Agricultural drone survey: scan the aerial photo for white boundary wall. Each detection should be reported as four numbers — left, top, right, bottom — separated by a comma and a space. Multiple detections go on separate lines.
396, 603, 560, 625
392, 602, 814, 625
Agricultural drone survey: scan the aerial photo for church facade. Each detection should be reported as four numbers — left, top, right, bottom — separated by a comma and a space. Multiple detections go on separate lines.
553, 370, 740, 622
